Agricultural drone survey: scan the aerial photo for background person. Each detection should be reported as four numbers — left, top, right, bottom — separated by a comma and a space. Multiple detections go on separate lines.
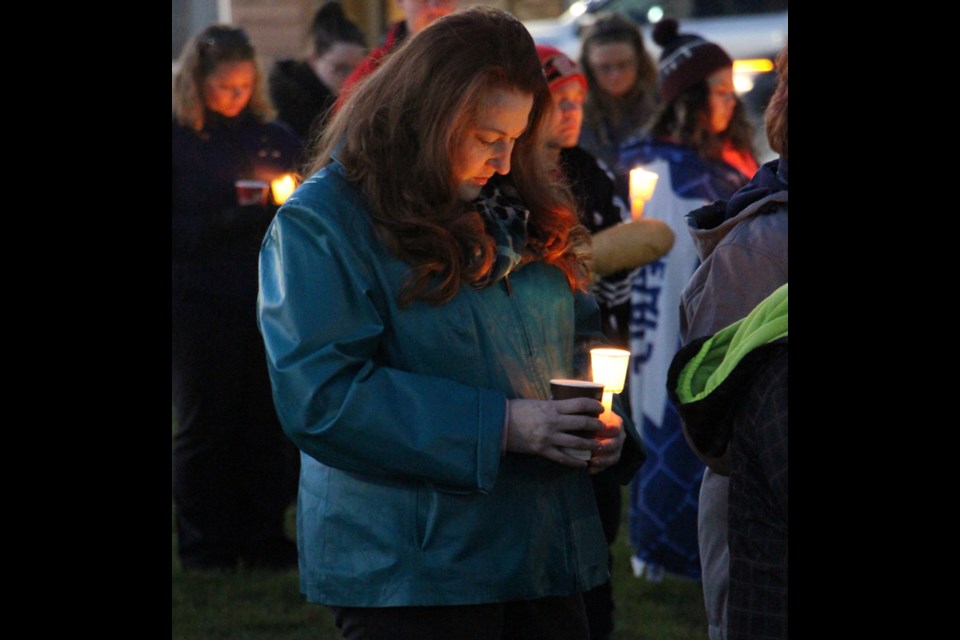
336, 0, 458, 108
172, 24, 303, 571
257, 8, 635, 639
578, 11, 659, 202
537, 43, 672, 640
677, 43, 788, 640
539, 44, 673, 353
618, 17, 759, 586
268, 1, 367, 145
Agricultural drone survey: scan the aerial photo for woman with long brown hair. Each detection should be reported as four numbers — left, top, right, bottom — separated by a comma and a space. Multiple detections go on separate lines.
620, 17, 760, 589
258, 7, 636, 639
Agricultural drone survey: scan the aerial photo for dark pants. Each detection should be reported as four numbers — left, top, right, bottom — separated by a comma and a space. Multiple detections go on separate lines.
329, 594, 589, 640
585, 301, 633, 640
728, 349, 788, 640
172, 291, 299, 568
581, 470, 622, 640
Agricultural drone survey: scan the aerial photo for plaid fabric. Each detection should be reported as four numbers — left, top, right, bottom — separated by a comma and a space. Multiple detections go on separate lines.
727, 344, 788, 640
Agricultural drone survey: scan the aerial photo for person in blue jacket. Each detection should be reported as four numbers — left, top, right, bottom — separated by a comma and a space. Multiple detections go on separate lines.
618, 18, 759, 586
172, 24, 303, 571
257, 7, 638, 639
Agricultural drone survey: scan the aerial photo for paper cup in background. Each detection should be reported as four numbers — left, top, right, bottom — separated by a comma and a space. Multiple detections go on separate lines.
235, 179, 270, 207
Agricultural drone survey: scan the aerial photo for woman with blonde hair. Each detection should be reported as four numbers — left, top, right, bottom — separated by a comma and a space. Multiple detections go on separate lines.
172, 24, 302, 571
258, 7, 638, 638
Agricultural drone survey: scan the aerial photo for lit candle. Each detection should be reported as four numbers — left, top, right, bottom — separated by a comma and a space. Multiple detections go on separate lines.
270, 174, 297, 205
590, 347, 631, 413
629, 167, 659, 220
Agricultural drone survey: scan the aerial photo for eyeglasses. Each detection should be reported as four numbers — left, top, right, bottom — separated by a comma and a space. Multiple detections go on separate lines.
593, 60, 635, 75
709, 88, 737, 102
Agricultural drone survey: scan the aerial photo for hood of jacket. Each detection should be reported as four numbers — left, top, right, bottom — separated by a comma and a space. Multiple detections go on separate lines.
667, 282, 787, 474
685, 157, 788, 261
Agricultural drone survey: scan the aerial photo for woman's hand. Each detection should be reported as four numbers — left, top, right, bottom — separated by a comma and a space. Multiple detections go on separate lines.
505, 398, 610, 467
587, 409, 625, 474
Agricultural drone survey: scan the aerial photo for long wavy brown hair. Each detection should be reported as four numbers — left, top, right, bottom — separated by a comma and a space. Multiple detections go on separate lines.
172, 24, 274, 132
648, 78, 756, 162
308, 6, 591, 306
764, 44, 788, 160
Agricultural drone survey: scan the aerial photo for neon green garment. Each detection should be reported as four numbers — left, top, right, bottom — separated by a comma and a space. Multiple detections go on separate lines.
676, 283, 787, 405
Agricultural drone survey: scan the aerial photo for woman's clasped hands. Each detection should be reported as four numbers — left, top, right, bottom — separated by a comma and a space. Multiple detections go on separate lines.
505, 398, 625, 473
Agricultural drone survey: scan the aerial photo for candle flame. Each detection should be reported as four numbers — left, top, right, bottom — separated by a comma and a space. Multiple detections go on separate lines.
629, 167, 659, 220
271, 174, 297, 205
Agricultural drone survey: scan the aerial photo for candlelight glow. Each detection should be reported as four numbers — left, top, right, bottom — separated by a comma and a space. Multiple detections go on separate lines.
590, 348, 630, 412
629, 167, 659, 220
271, 174, 297, 205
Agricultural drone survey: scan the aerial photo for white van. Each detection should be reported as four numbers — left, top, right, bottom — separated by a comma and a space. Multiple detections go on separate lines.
524, 0, 787, 160
525, 0, 787, 74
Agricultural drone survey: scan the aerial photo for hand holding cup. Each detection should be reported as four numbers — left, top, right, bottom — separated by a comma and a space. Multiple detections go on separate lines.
550, 379, 605, 461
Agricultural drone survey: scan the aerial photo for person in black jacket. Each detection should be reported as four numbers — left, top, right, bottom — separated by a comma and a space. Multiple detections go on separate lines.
537, 44, 674, 640
667, 284, 788, 640
172, 23, 303, 571
268, 2, 366, 147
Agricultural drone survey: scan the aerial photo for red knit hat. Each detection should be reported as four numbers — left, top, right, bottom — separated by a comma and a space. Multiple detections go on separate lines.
653, 18, 733, 104
535, 44, 588, 93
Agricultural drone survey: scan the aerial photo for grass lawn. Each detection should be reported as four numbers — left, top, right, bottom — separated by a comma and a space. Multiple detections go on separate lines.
172, 488, 706, 639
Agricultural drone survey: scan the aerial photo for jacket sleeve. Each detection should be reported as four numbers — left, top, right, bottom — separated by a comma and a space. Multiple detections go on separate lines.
257, 201, 506, 493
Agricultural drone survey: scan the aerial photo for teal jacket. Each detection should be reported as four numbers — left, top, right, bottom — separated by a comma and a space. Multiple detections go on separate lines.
258, 162, 625, 606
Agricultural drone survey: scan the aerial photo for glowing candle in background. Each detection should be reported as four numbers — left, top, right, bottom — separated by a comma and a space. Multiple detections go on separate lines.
271, 174, 297, 205
590, 348, 631, 413
629, 167, 659, 220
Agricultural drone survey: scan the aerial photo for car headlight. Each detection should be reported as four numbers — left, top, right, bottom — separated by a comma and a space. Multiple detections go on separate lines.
733, 58, 776, 95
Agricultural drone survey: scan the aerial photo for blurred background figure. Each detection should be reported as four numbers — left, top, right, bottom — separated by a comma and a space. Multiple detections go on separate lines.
578, 11, 659, 201
337, 0, 458, 106
617, 17, 759, 586
538, 43, 674, 640
677, 42, 788, 640
172, 23, 302, 571
268, 1, 367, 146
539, 44, 673, 353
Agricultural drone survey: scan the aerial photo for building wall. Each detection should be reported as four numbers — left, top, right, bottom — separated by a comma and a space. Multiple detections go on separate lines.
225, 1, 567, 69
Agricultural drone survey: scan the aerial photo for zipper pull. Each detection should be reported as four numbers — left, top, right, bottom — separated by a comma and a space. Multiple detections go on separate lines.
502, 275, 513, 296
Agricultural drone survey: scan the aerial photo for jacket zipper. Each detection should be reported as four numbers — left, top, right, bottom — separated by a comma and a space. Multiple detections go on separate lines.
501, 275, 513, 297
503, 275, 534, 359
